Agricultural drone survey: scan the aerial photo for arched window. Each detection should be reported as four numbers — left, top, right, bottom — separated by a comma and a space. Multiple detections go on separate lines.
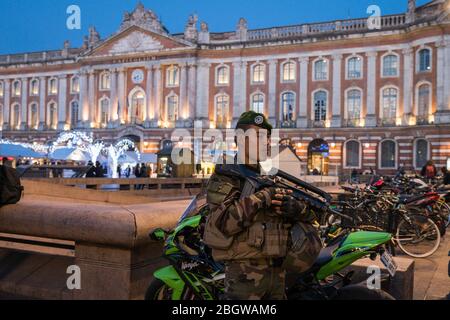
346, 89, 362, 121
215, 94, 229, 128
216, 66, 229, 85
166, 95, 179, 122
380, 140, 397, 169
100, 98, 110, 128
314, 91, 327, 122
11, 103, 20, 129
130, 90, 145, 124
30, 103, 38, 129
71, 101, 79, 127
30, 79, 39, 96
417, 83, 431, 119
347, 57, 362, 79
252, 64, 265, 84
251, 93, 265, 114
12, 80, 21, 97
381, 87, 398, 121
314, 59, 328, 81
282, 61, 296, 82
415, 139, 429, 169
418, 49, 431, 72
166, 66, 180, 87
48, 102, 57, 129
99, 72, 111, 91
71, 76, 80, 93
382, 54, 399, 77
345, 140, 361, 168
48, 78, 58, 95
0, 81, 3, 97
0, 104, 3, 125
281, 92, 295, 123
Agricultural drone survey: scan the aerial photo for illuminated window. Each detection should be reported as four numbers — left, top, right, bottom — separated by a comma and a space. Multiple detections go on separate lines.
0, 81, 3, 97
281, 92, 295, 122
30, 103, 38, 129
99, 72, 111, 91
382, 54, 399, 77
282, 61, 296, 82
215, 94, 229, 128
314, 91, 327, 122
314, 59, 328, 81
216, 66, 229, 86
345, 140, 361, 168
418, 49, 431, 72
12, 80, 21, 97
252, 64, 265, 84
251, 93, 265, 114
347, 57, 362, 79
71, 101, 79, 127
347, 89, 362, 120
166, 66, 179, 87
48, 102, 57, 129
71, 76, 80, 93
417, 84, 431, 118
415, 139, 429, 169
48, 78, 58, 95
380, 140, 397, 169
382, 87, 398, 120
11, 103, 20, 128
166, 95, 179, 122
30, 79, 39, 96
0, 104, 2, 125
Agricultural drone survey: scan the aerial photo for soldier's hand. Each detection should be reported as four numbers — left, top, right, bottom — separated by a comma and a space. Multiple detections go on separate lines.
272, 193, 306, 221
256, 187, 290, 209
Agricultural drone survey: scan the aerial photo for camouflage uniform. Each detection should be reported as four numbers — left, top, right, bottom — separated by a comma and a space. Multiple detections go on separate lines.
204, 165, 322, 300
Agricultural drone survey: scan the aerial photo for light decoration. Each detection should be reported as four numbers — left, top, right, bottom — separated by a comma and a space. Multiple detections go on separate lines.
87, 141, 105, 164
50, 131, 94, 154
115, 138, 141, 162
0, 139, 49, 155
105, 139, 140, 178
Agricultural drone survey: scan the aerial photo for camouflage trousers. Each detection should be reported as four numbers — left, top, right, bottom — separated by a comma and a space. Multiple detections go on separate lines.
223, 259, 286, 300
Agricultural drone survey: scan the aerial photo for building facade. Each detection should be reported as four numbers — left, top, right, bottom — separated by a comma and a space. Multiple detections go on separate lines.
1, 0, 450, 175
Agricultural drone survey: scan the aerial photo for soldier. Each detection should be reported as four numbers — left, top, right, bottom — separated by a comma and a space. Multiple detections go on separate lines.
203, 111, 322, 300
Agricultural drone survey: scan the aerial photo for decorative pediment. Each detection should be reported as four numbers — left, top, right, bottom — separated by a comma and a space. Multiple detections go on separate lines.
109, 30, 164, 54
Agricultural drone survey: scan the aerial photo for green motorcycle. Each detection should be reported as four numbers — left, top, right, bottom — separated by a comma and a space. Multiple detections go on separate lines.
145, 198, 396, 301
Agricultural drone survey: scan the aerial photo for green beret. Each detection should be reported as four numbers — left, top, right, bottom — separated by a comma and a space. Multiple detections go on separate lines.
236, 111, 272, 133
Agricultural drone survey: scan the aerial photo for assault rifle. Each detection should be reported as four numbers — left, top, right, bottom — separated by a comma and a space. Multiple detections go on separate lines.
238, 166, 333, 212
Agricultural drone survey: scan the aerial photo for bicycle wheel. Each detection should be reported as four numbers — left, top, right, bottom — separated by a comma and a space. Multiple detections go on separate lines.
396, 213, 441, 258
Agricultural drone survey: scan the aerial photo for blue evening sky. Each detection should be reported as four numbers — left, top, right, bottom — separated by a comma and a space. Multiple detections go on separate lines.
0, 0, 431, 55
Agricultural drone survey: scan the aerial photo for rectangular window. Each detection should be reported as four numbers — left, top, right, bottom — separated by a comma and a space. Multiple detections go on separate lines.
383, 55, 399, 77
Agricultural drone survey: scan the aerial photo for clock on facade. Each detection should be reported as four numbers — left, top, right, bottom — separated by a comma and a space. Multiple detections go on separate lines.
132, 69, 144, 84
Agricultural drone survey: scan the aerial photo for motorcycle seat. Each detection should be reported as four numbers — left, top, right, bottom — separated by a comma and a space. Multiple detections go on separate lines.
313, 242, 340, 267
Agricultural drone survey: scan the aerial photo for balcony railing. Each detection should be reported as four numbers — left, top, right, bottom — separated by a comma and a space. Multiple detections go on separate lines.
343, 119, 362, 128
416, 116, 430, 126
247, 14, 406, 42
280, 120, 297, 129
378, 118, 398, 127
311, 120, 327, 128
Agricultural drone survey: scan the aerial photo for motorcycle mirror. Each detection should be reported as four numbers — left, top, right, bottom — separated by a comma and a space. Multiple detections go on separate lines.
149, 228, 167, 241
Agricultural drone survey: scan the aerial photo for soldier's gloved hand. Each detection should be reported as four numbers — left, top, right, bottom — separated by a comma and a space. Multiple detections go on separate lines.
257, 187, 291, 208
272, 192, 307, 221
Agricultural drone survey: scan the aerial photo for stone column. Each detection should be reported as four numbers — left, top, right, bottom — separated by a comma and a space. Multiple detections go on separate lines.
38, 77, 46, 130
402, 47, 414, 124
20, 78, 28, 130
57, 75, 67, 130
331, 54, 342, 128
240, 62, 248, 118
88, 71, 96, 127
145, 66, 153, 128
232, 61, 242, 126
3, 79, 10, 129
179, 63, 188, 126
117, 68, 126, 125
366, 51, 378, 127
79, 71, 89, 126
298, 57, 309, 128
187, 63, 197, 124
110, 69, 118, 126
195, 62, 210, 127
153, 65, 162, 126
268, 60, 278, 126
436, 39, 450, 123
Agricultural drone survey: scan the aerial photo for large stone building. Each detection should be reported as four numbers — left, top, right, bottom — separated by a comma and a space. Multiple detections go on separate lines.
1, 0, 450, 175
